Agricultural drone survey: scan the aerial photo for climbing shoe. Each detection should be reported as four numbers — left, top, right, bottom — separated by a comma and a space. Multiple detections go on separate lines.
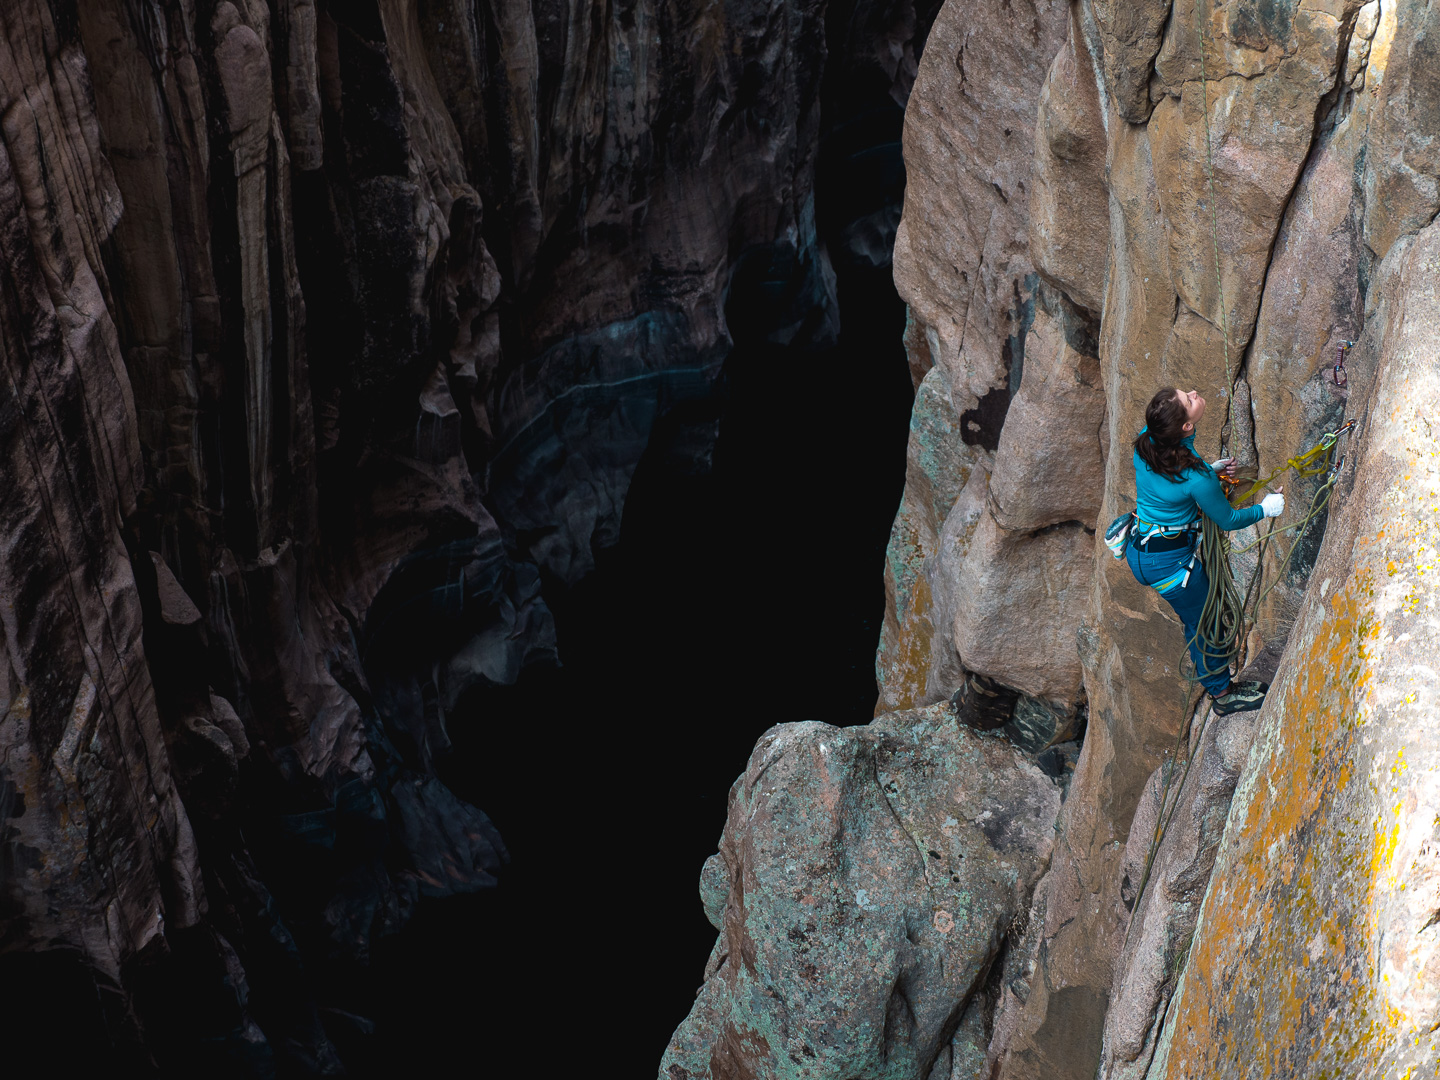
1228, 678, 1270, 695
1212, 683, 1267, 715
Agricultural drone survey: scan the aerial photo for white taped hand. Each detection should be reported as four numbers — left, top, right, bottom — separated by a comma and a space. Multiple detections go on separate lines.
1261, 492, 1285, 518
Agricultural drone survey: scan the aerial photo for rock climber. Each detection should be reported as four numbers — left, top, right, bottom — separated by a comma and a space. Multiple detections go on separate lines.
1128, 387, 1283, 715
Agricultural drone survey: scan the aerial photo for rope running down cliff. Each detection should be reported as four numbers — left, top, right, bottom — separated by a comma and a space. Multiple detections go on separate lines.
1197, 6, 1235, 444
1121, 2, 1361, 957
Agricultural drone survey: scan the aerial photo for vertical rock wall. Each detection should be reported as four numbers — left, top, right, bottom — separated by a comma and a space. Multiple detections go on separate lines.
1146, 210, 1440, 1080
874, 0, 1440, 1075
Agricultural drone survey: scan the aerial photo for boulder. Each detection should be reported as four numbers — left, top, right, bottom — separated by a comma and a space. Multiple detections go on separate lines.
661, 704, 1061, 1080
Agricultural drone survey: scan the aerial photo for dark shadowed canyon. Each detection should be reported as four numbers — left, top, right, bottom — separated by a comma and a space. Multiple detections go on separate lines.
0, 0, 930, 1074
11, 0, 1440, 1078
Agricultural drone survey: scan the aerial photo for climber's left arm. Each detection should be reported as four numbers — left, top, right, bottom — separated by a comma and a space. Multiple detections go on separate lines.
1190, 471, 1264, 531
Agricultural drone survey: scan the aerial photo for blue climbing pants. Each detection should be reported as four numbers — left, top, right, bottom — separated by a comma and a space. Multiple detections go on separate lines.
1126, 539, 1232, 696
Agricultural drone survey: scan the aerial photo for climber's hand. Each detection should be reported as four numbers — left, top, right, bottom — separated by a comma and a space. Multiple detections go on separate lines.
1210, 456, 1237, 479
1260, 491, 1285, 518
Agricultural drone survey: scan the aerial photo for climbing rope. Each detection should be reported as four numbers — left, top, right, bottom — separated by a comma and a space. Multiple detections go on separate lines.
1220, 417, 1358, 510
1244, 426, 1355, 609
1197, 4, 1235, 445
1196, 417, 1358, 673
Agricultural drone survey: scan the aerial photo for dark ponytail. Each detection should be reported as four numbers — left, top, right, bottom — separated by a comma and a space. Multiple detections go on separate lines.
1133, 387, 1205, 481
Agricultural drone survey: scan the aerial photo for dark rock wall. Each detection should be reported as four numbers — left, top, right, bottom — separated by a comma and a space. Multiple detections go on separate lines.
0, 0, 931, 1073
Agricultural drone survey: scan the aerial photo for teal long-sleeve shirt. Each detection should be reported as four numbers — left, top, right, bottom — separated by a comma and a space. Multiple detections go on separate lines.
1132, 430, 1264, 532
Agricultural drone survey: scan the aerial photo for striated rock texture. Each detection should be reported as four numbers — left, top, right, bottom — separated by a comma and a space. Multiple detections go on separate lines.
0, 0, 931, 1071
661, 704, 1060, 1080
863, 0, 1440, 1075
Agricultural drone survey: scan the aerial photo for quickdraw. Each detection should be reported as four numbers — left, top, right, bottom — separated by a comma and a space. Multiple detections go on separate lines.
1219, 418, 1358, 502
1333, 340, 1354, 388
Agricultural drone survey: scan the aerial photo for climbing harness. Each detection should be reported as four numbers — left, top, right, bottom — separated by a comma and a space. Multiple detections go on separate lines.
1105, 510, 1200, 578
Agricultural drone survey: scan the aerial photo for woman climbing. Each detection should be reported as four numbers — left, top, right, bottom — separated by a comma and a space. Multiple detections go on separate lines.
1127, 387, 1283, 715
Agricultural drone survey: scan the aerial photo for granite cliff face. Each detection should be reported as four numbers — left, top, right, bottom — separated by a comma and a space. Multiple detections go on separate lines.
0, 0, 935, 1071
673, 0, 1440, 1076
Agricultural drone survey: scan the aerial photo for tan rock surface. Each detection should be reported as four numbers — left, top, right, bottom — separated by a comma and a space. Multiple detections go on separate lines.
1098, 705, 1259, 1080
882, 0, 1440, 1074
876, 365, 987, 712
988, 293, 1106, 532
893, 0, 1068, 401
1092, 0, 1171, 123
1148, 211, 1440, 1080
1361, 0, 1440, 258
1150, 0, 1359, 360
952, 511, 1093, 704
1028, 3, 1110, 313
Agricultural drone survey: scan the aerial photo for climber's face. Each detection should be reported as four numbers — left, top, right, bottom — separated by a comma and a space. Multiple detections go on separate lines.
1178, 388, 1205, 432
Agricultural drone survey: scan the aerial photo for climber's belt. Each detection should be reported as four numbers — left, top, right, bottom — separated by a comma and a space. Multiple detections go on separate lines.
1135, 531, 1194, 553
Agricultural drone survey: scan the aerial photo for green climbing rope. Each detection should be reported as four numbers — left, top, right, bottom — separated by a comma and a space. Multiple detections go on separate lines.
1197, 4, 1234, 445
